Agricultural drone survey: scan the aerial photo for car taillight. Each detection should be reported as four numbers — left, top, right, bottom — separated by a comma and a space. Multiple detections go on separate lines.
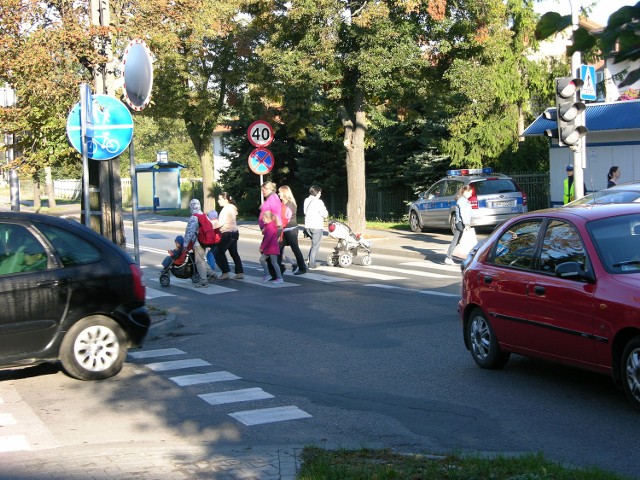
129, 264, 146, 302
469, 186, 478, 209
522, 191, 528, 206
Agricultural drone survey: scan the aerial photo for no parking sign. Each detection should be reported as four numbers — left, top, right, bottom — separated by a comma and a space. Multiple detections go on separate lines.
248, 148, 274, 175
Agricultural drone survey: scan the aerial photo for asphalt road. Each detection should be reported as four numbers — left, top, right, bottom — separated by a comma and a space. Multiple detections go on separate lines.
1, 224, 638, 479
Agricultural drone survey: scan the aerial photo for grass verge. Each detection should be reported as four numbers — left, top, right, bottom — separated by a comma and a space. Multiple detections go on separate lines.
297, 447, 631, 480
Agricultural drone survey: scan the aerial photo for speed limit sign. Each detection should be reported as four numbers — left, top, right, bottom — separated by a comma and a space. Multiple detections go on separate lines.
247, 120, 273, 147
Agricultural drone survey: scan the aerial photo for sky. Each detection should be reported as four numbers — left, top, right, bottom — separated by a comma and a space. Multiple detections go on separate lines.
533, 0, 630, 26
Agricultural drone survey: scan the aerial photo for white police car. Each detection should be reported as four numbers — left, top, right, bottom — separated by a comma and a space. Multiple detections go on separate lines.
408, 168, 528, 232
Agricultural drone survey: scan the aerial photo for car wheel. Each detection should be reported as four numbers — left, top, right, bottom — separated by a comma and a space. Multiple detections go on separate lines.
450, 214, 457, 234
409, 211, 422, 233
467, 308, 510, 369
59, 316, 127, 381
361, 255, 372, 266
621, 336, 640, 412
338, 253, 352, 268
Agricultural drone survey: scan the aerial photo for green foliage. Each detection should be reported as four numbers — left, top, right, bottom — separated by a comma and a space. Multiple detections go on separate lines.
298, 447, 631, 480
535, 12, 572, 41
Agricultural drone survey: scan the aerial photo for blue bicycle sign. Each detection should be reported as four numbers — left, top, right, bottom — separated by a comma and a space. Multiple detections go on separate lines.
66, 94, 133, 161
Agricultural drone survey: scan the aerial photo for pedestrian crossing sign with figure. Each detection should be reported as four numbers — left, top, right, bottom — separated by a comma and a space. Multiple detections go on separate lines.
580, 65, 597, 101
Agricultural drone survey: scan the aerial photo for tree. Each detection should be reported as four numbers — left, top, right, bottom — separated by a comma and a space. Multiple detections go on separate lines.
244, 0, 448, 233
0, 0, 92, 204
113, 0, 247, 213
536, 2, 640, 87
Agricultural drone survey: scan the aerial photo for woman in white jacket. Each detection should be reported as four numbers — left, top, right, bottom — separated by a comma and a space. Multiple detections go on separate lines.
303, 185, 329, 269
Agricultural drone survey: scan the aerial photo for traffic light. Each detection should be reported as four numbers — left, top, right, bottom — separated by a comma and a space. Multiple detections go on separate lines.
554, 77, 588, 147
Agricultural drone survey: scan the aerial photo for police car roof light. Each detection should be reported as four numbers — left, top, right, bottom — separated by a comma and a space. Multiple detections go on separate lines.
446, 167, 493, 176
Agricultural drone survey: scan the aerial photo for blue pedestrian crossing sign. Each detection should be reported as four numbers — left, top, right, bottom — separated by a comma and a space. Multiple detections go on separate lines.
580, 65, 597, 101
248, 148, 274, 175
66, 94, 133, 161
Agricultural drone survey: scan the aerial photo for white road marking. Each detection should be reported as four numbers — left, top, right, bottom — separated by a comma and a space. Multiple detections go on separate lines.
241, 276, 299, 288
418, 290, 460, 298
169, 371, 241, 387
229, 406, 312, 426
145, 359, 211, 372
401, 260, 462, 272
0, 435, 30, 453
0, 413, 16, 426
314, 266, 404, 280
366, 264, 458, 279
145, 286, 175, 299
149, 276, 238, 295
128, 348, 186, 359
199, 388, 274, 405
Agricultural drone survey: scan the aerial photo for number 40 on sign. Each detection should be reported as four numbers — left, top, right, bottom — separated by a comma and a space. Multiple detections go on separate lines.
247, 120, 273, 148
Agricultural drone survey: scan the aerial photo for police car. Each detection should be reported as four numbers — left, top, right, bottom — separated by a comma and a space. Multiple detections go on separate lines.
408, 168, 528, 232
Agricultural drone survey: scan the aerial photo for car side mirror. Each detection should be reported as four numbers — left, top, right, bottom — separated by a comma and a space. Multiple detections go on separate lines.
555, 261, 594, 282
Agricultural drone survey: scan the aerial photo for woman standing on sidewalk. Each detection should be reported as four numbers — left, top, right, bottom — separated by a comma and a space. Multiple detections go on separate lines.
211, 192, 244, 280
278, 185, 307, 275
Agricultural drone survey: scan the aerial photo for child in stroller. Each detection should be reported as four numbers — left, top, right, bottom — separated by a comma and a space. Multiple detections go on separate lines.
159, 235, 199, 287
326, 220, 372, 268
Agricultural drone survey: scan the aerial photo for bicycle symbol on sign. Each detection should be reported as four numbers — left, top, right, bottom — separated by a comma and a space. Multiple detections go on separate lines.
87, 132, 120, 155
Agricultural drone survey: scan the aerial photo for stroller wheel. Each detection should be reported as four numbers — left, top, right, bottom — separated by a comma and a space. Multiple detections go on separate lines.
361, 254, 372, 267
159, 272, 170, 287
338, 253, 353, 268
327, 253, 338, 267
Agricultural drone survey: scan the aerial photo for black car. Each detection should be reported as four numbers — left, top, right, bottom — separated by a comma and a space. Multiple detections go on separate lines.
0, 212, 150, 380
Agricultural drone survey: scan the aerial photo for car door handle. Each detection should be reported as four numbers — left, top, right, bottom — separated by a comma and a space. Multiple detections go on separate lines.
37, 280, 59, 288
533, 285, 545, 296
483, 275, 492, 284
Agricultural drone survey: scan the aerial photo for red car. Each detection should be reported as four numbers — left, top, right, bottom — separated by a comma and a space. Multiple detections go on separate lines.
459, 203, 640, 412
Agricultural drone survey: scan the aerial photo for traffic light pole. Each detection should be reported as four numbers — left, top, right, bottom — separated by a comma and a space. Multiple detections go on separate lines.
570, 1, 585, 199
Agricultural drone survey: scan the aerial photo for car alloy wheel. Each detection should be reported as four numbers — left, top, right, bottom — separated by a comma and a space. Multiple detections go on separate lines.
60, 316, 127, 380
467, 308, 510, 369
409, 211, 421, 233
621, 337, 640, 412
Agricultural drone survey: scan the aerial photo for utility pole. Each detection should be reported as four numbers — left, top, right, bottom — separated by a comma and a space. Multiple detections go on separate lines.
1, 84, 19, 211
87, 0, 126, 248
570, 0, 585, 200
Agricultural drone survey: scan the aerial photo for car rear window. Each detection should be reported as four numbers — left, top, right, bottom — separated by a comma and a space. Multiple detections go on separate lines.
38, 224, 101, 266
473, 179, 519, 195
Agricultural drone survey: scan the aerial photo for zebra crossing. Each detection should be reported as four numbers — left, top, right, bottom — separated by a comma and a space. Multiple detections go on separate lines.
128, 348, 312, 427
144, 260, 461, 300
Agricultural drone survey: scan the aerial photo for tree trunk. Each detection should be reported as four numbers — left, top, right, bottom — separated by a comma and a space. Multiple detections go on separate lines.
341, 89, 367, 234
45, 166, 56, 208
185, 123, 216, 213
32, 177, 41, 210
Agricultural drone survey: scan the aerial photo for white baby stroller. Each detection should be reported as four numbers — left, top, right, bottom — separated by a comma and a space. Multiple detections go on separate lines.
326, 220, 372, 268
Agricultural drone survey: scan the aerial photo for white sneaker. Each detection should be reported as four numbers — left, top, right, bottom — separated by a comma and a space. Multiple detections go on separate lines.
444, 257, 455, 265
262, 275, 272, 283
272, 278, 284, 284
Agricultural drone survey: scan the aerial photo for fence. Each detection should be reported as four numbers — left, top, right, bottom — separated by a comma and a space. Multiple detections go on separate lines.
19, 172, 550, 219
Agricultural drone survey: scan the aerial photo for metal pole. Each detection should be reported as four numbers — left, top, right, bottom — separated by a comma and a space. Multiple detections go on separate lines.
129, 138, 140, 264
570, 0, 585, 199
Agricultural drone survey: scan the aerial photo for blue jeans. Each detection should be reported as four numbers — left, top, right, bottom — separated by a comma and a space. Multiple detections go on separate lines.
307, 228, 323, 268
206, 247, 216, 271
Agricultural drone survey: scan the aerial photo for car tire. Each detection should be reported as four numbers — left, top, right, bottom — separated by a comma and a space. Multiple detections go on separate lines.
467, 308, 510, 369
450, 214, 456, 234
621, 336, 640, 412
59, 316, 127, 381
409, 211, 422, 233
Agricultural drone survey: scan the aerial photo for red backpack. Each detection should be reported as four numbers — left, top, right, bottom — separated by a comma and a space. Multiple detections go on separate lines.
195, 213, 221, 247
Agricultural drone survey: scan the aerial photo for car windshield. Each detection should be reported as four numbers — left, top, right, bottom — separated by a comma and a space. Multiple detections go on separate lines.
473, 179, 518, 195
587, 214, 640, 273
567, 190, 640, 206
